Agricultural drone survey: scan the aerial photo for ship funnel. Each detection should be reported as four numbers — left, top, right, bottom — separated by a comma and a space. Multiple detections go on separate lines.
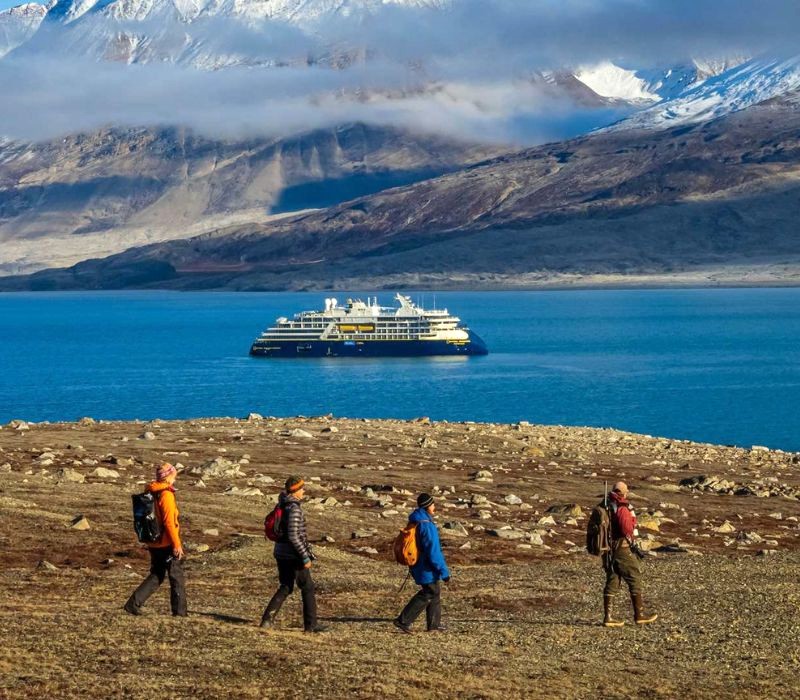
331, 298, 338, 309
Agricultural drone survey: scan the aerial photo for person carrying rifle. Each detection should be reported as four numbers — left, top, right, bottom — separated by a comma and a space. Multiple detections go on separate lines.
603, 481, 657, 627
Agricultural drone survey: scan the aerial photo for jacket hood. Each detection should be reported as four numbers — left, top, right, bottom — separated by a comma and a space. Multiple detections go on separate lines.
279, 491, 301, 507
609, 491, 629, 506
147, 481, 173, 494
409, 507, 433, 524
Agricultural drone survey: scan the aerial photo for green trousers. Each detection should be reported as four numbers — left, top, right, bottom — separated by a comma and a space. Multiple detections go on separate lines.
603, 545, 642, 597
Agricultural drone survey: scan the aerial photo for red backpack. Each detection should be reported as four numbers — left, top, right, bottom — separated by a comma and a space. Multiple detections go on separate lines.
264, 503, 284, 542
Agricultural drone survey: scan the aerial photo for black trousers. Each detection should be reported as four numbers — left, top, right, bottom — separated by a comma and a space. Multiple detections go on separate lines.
398, 581, 441, 630
127, 547, 187, 616
263, 558, 317, 630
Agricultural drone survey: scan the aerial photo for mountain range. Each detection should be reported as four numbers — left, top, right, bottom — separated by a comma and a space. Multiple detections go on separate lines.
1, 0, 800, 289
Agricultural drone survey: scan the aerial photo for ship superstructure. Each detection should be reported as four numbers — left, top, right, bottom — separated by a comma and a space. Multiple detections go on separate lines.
250, 294, 488, 357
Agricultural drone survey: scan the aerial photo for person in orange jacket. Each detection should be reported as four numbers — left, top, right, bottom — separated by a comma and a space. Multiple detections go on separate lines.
124, 463, 187, 616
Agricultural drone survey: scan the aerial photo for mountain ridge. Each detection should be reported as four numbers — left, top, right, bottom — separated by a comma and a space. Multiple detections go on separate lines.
5, 93, 800, 291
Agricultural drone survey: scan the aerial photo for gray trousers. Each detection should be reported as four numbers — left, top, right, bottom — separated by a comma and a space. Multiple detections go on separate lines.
399, 581, 441, 630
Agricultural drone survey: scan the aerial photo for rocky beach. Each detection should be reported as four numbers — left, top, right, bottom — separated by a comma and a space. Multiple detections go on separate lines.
1, 415, 799, 698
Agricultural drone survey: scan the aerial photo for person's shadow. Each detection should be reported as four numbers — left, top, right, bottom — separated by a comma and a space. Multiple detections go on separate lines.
320, 616, 394, 623
191, 611, 252, 625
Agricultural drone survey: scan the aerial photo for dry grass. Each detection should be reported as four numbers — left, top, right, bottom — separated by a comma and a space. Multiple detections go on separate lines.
1, 417, 799, 699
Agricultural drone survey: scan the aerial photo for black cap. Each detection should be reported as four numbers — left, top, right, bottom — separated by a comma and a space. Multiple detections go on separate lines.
417, 493, 434, 509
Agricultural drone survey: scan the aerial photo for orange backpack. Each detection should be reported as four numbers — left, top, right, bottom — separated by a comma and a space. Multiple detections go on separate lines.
393, 522, 419, 566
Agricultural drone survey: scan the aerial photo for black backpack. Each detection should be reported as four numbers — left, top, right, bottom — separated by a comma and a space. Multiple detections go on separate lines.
132, 491, 163, 543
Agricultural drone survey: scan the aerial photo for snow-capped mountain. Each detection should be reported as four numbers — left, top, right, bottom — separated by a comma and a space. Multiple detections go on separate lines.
611, 56, 800, 131
0, 2, 47, 57
574, 58, 748, 105
12, 0, 447, 67
1, 0, 799, 141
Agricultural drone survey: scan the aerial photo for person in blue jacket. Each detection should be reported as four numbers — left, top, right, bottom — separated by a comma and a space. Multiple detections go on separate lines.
394, 493, 450, 633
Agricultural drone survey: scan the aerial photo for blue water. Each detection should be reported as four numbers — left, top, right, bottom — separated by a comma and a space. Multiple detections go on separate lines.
1, 289, 799, 451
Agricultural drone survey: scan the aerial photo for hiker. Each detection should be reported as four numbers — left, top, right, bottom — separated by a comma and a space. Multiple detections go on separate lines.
124, 463, 187, 616
260, 476, 327, 633
394, 493, 450, 634
602, 481, 657, 627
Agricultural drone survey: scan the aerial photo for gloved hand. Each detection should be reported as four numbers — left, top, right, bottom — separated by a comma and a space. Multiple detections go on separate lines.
442, 576, 451, 583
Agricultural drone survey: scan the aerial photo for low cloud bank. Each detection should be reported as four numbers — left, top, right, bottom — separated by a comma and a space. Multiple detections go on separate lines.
1, 0, 798, 143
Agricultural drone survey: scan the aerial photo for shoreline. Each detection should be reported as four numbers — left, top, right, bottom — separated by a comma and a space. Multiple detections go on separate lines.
3, 415, 795, 455
4, 269, 800, 293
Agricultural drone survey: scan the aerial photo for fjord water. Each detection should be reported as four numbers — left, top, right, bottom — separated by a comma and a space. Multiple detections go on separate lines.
2, 289, 800, 451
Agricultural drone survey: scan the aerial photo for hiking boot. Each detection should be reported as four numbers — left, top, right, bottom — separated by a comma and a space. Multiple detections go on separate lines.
393, 618, 413, 635
632, 593, 658, 625
123, 600, 144, 616
603, 595, 624, 628
304, 624, 329, 634
426, 624, 448, 633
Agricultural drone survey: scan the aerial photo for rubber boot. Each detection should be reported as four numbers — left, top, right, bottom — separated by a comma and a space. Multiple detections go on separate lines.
632, 593, 658, 624
603, 595, 625, 627
259, 609, 276, 628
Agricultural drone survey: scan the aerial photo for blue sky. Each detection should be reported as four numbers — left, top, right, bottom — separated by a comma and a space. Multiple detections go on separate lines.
0, 0, 38, 10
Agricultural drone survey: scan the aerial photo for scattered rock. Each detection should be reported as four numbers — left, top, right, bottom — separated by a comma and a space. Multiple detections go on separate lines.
78, 417, 96, 426
637, 514, 662, 532
37, 560, 58, 571
246, 413, 264, 421
287, 428, 314, 439
321, 426, 339, 433
110, 457, 134, 467
546, 503, 583, 518
351, 529, 377, 539
713, 520, 737, 534
70, 515, 90, 530
191, 458, 244, 479
736, 531, 763, 545
90, 467, 120, 479
503, 494, 523, 505
443, 521, 469, 537
56, 468, 85, 484
202, 528, 219, 537
487, 528, 527, 540
223, 486, 263, 497
187, 543, 210, 553
356, 546, 379, 555
471, 470, 493, 482
140, 431, 156, 441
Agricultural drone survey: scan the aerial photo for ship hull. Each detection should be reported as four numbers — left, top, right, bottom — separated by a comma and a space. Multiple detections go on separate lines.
250, 332, 488, 358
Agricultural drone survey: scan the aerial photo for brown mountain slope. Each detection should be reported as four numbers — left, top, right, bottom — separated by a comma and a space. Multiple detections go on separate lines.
0, 123, 502, 275
5, 95, 800, 290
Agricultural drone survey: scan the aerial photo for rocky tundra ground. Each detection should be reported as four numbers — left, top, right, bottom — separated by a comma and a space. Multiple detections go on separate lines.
1, 416, 799, 699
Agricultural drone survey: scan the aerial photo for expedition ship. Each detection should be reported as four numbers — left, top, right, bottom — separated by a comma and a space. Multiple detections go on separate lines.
249, 294, 488, 357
